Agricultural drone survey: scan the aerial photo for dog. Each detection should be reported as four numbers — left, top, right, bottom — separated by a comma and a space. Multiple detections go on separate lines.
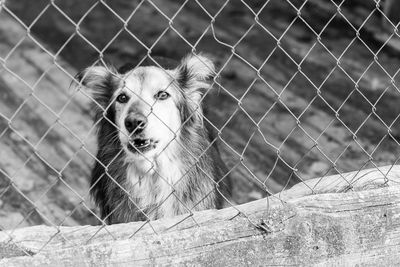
76, 54, 231, 224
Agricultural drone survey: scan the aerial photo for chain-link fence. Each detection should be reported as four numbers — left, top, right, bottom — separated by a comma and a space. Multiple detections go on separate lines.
1, 0, 400, 260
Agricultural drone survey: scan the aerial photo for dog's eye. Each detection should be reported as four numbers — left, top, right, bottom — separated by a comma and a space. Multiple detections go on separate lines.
116, 93, 129, 103
154, 91, 170, 100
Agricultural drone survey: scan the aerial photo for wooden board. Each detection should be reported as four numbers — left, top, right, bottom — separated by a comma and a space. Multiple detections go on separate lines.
1, 165, 400, 266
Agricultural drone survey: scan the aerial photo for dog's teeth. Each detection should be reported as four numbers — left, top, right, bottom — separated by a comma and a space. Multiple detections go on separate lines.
128, 139, 154, 152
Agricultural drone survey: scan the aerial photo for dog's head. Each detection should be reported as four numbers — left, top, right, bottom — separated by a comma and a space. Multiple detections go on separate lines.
77, 54, 215, 164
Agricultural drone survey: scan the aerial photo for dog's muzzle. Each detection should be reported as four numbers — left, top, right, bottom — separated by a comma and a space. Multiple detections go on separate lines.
124, 112, 147, 135
124, 112, 157, 153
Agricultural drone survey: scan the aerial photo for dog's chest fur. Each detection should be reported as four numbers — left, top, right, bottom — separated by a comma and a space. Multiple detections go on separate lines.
125, 151, 187, 220
101, 131, 222, 223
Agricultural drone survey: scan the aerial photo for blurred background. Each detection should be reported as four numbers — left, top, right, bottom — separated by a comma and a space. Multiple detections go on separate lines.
1, 0, 400, 229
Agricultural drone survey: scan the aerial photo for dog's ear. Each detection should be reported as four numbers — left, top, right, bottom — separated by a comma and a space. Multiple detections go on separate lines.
174, 54, 215, 124
175, 54, 215, 103
176, 54, 215, 92
75, 66, 121, 108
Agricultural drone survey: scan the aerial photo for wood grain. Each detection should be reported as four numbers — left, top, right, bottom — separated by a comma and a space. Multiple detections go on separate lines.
1, 165, 400, 266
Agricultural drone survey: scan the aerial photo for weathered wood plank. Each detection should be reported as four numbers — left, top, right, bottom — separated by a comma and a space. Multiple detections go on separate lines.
1, 165, 400, 266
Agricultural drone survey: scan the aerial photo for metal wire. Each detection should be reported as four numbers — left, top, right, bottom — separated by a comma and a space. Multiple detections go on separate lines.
0, 0, 399, 256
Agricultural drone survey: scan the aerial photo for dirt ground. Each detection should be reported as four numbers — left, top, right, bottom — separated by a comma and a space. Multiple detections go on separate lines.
1, 0, 400, 228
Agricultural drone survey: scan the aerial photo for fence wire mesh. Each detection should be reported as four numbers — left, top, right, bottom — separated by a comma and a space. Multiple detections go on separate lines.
1, 0, 400, 257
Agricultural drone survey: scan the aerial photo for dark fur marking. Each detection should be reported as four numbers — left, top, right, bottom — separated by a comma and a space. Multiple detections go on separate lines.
118, 63, 136, 74
118, 57, 179, 75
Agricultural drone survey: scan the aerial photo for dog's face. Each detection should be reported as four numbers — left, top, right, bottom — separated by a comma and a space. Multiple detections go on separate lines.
77, 54, 215, 166
114, 67, 181, 159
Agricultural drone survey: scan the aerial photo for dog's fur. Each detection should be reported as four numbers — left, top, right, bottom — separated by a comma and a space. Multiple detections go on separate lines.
77, 54, 230, 224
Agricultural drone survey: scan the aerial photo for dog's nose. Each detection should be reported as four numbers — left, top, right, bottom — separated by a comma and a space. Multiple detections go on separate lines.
124, 113, 147, 134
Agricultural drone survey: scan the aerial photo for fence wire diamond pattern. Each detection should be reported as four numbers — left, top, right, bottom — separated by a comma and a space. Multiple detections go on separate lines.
0, 0, 399, 257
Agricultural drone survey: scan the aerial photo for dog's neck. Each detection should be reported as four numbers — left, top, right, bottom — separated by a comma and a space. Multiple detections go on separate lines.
122, 126, 216, 220
124, 140, 190, 219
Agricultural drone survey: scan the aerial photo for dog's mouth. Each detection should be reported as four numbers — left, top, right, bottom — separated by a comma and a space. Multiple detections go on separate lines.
127, 138, 157, 153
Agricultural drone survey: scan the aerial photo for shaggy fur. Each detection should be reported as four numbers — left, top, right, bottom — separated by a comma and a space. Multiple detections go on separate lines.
77, 54, 230, 224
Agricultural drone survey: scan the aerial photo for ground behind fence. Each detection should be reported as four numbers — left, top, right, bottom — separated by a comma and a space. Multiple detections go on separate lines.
1, 0, 400, 262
